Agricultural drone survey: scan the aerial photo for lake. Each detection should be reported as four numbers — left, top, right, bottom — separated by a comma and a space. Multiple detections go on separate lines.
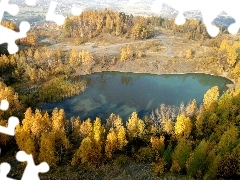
40, 72, 232, 121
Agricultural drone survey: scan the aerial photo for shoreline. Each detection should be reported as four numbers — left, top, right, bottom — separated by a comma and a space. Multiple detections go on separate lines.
38, 69, 233, 107
92, 69, 233, 81
87, 64, 235, 84
39, 69, 234, 121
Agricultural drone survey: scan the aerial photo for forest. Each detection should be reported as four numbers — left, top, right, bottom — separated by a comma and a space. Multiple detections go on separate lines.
0, 8, 239, 179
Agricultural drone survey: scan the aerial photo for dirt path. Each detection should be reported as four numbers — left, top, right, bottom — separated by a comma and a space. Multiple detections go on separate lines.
159, 36, 173, 56
43, 34, 178, 57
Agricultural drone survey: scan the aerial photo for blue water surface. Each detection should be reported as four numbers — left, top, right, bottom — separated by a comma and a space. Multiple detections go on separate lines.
41, 72, 232, 121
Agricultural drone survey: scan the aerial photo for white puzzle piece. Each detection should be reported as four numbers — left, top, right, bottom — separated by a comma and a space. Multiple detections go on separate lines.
0, 0, 19, 22
0, 163, 16, 180
71, 6, 83, 16
25, 0, 37, 6
0, 116, 19, 136
0, 0, 31, 54
0, 99, 9, 111
46, 1, 65, 26
0, 21, 30, 54
16, 151, 49, 180
150, 0, 240, 37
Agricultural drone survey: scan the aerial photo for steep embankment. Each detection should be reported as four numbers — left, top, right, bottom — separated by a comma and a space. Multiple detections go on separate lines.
42, 32, 234, 83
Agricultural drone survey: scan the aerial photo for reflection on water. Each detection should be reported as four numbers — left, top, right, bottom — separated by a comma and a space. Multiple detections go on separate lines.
41, 72, 232, 121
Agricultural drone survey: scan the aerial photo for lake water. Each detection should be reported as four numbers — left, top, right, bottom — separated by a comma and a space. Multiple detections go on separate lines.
40, 72, 232, 121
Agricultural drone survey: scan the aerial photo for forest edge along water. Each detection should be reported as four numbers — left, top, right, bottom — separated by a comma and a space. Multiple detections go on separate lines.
40, 72, 232, 121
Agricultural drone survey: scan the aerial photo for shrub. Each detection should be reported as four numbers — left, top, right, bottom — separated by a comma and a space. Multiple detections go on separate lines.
136, 147, 154, 162
113, 155, 129, 168
152, 157, 166, 176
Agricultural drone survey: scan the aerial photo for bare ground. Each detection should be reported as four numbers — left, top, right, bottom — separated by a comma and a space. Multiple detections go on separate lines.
40, 30, 230, 81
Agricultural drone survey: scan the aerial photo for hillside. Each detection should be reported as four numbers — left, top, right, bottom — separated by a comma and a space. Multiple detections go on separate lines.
0, 8, 239, 180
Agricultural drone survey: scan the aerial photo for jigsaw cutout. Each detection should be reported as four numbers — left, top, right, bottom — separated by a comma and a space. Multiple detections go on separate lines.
0, 21, 30, 54
46, 1, 83, 25
150, 0, 240, 37
46, 1, 65, 26
16, 151, 49, 180
71, 6, 82, 16
0, 0, 82, 54
0, 0, 19, 22
222, 0, 240, 35
0, 99, 9, 111
0, 116, 19, 136
0, 163, 15, 180
0, 0, 31, 54
0, 99, 19, 136
25, 0, 37, 6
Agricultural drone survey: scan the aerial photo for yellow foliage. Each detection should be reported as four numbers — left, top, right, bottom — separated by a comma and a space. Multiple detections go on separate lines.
217, 126, 239, 155
186, 49, 193, 59
174, 114, 192, 139
75, 136, 93, 165
120, 45, 133, 62
69, 48, 78, 66
131, 22, 153, 39
51, 108, 71, 150
73, 123, 104, 166
117, 126, 128, 150
15, 125, 37, 158
152, 157, 167, 175
0, 120, 12, 146
171, 139, 192, 173
106, 114, 128, 150
93, 117, 105, 143
106, 113, 123, 130
162, 119, 174, 135
226, 45, 237, 67
147, 124, 159, 135
51, 108, 66, 133
39, 132, 58, 167
0, 81, 22, 119
219, 39, 229, 51
105, 128, 118, 158
31, 109, 44, 139
195, 114, 204, 137
33, 49, 40, 61
203, 86, 219, 110
126, 111, 145, 139
71, 116, 81, 137
80, 118, 92, 138
170, 160, 181, 173
69, 49, 93, 67
231, 61, 240, 77
217, 92, 233, 111
150, 136, 165, 154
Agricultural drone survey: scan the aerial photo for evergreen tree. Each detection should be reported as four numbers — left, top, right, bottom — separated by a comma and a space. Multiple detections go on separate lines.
186, 140, 208, 177
39, 132, 58, 167
170, 139, 192, 173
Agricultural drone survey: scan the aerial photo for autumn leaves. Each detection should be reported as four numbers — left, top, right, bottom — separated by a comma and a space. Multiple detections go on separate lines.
0, 80, 239, 178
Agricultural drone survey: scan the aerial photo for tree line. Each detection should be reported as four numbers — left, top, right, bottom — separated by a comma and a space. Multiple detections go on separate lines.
0, 80, 239, 179
63, 9, 154, 43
